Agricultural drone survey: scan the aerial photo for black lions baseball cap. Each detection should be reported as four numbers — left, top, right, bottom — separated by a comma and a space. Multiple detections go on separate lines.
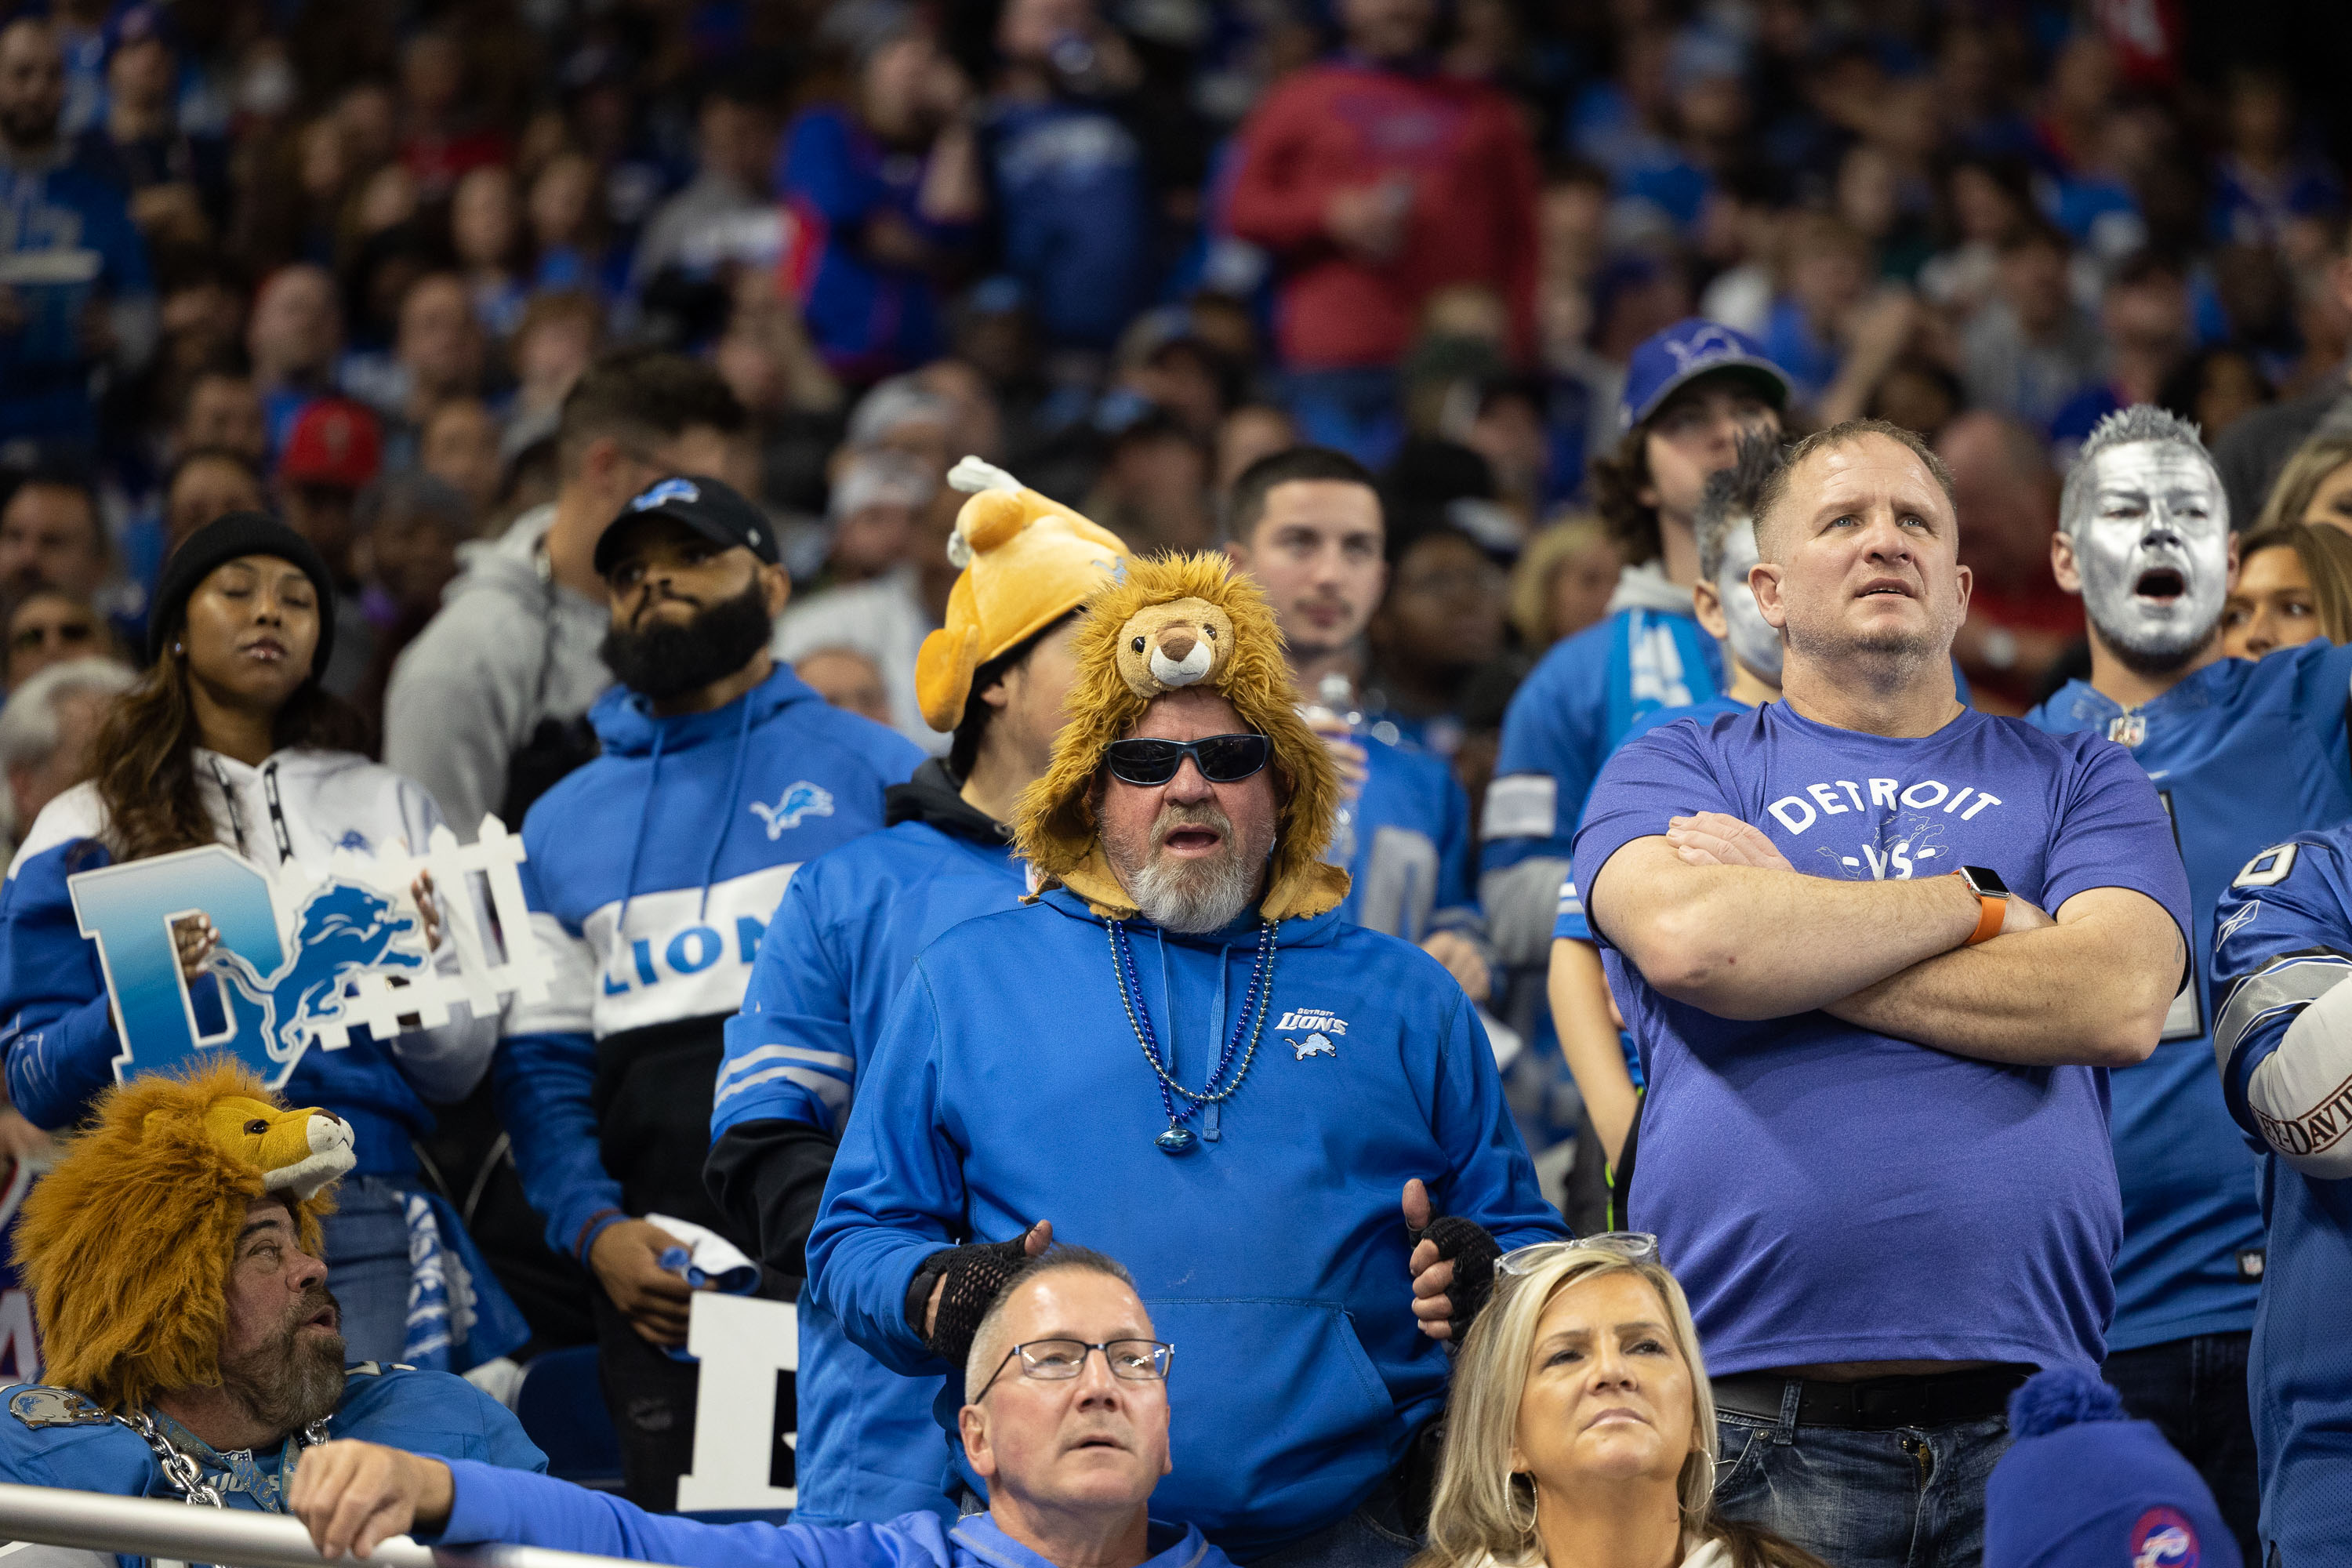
594, 474, 781, 575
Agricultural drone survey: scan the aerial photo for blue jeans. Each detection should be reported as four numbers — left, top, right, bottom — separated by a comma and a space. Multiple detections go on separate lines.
320, 1175, 411, 1366
2103, 1333, 2259, 1565
1241, 1504, 1418, 1568
1714, 1401, 2009, 1568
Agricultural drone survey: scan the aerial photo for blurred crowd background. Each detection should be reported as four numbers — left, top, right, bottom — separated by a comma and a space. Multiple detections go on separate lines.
2, 0, 2352, 1148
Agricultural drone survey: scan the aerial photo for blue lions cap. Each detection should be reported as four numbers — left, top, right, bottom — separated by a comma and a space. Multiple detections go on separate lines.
1619, 318, 1791, 431
595, 474, 781, 575
1984, 1370, 2239, 1568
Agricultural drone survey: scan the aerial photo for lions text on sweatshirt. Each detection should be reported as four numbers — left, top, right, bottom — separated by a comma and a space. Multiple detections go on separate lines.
496, 664, 922, 1263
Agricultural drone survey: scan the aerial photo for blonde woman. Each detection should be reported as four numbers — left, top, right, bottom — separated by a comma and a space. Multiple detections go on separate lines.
2249, 431, 2352, 534
1417, 1237, 1827, 1568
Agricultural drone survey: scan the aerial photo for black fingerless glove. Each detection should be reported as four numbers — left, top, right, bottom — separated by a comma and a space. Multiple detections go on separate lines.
1418, 1214, 1502, 1341
907, 1233, 1036, 1368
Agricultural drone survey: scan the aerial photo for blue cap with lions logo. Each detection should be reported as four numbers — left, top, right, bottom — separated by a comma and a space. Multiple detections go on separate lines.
595, 474, 781, 575
1619, 318, 1791, 431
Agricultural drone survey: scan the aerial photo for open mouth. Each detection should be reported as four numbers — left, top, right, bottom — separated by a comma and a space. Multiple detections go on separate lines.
242, 637, 289, 661
1857, 578, 1914, 600
1161, 826, 1222, 853
2134, 566, 2186, 601
303, 1303, 339, 1333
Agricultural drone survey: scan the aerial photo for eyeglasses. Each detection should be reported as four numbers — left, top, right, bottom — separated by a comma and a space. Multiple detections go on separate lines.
1102, 734, 1270, 787
979, 1338, 1175, 1397
1495, 1232, 1661, 1277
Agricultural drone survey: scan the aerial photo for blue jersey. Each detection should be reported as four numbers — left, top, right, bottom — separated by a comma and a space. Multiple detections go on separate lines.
431, 1457, 1232, 1568
497, 665, 921, 1264
981, 99, 1154, 351
776, 107, 958, 380
2210, 829, 2352, 1563
712, 777, 1025, 1528
1334, 731, 1476, 941
1483, 599, 1723, 876
0, 1363, 542, 1566
2027, 643, 2352, 1351
1573, 702, 2190, 1374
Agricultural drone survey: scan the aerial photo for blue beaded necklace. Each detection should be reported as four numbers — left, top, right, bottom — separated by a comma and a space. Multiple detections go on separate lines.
1107, 918, 1277, 1153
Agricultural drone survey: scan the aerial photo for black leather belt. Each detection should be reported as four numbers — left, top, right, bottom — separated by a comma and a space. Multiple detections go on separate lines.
1711, 1365, 2033, 1431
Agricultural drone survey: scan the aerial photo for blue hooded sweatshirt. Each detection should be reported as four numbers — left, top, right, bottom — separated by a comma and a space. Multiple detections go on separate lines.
430, 1457, 1230, 1568
806, 891, 1563, 1559
709, 759, 1027, 1526
497, 662, 922, 1264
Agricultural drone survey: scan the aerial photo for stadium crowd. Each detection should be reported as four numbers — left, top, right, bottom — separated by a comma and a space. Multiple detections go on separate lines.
0, 0, 2347, 1565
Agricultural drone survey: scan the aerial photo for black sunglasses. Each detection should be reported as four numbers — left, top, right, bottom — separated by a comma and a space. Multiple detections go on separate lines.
1103, 733, 1271, 787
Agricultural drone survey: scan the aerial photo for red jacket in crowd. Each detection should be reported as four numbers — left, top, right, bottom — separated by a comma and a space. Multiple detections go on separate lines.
1228, 59, 1540, 372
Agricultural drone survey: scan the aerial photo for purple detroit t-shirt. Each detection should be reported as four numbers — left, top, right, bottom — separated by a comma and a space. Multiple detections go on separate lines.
1571, 702, 2190, 1375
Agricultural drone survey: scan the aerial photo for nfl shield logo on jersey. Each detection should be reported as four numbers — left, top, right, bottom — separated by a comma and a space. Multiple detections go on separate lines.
2109, 713, 2147, 747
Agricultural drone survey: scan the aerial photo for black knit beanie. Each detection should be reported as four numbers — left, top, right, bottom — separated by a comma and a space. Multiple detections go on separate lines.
147, 511, 338, 673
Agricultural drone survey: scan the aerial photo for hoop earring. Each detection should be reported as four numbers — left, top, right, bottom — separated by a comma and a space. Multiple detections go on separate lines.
1504, 1476, 1538, 1534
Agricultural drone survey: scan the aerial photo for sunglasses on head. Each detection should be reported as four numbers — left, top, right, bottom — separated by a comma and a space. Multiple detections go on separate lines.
1103, 733, 1271, 787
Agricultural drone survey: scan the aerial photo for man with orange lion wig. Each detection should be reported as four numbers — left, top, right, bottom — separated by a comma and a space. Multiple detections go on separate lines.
0, 1062, 541, 1534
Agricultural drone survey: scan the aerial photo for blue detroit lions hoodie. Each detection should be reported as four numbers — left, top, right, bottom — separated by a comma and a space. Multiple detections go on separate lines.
497, 662, 922, 1263
807, 889, 1563, 1558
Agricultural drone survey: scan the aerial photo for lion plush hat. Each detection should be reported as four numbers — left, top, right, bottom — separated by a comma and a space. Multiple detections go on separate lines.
1014, 551, 1349, 922
914, 457, 1129, 733
14, 1061, 356, 1412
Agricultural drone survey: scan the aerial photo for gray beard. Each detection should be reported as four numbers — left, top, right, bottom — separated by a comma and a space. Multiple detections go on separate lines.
220, 1300, 346, 1437
1130, 848, 1261, 934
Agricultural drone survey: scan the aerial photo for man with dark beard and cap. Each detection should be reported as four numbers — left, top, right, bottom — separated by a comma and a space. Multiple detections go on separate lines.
0, 1062, 540, 1530
2022, 405, 2352, 1562
495, 474, 923, 1512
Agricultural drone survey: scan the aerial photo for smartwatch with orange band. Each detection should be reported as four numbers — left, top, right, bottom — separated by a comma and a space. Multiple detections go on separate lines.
1958, 866, 2009, 946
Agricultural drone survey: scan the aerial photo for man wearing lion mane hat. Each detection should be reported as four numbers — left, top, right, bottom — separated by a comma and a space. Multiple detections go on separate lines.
0, 1062, 541, 1534
806, 552, 1562, 1568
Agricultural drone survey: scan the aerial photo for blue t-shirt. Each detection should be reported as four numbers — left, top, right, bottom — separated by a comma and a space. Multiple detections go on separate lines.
2027, 643, 2352, 1352
2210, 829, 2352, 1563
1570, 701, 2190, 1374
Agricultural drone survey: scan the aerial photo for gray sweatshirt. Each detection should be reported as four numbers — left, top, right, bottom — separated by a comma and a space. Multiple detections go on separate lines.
381, 505, 612, 840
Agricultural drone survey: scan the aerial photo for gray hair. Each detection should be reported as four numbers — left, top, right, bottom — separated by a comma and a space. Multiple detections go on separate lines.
0, 656, 137, 833
1694, 432, 1784, 583
2058, 405, 2222, 537
964, 1245, 1141, 1405
848, 375, 952, 449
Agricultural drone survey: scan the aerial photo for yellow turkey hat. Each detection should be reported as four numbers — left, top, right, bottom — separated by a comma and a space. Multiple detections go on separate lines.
14, 1060, 355, 1412
913, 457, 1129, 733
1014, 551, 1349, 923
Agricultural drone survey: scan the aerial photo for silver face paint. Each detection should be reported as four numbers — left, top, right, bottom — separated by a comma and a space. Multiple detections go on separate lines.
1715, 522, 1784, 684
2069, 442, 2229, 659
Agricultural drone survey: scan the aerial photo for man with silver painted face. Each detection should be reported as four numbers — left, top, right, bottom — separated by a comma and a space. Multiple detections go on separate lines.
2054, 405, 2234, 676
1546, 434, 1786, 1232
2026, 404, 2352, 1563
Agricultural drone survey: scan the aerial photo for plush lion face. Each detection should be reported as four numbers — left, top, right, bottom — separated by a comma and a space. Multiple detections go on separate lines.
1112, 597, 1236, 698
197, 1096, 354, 1200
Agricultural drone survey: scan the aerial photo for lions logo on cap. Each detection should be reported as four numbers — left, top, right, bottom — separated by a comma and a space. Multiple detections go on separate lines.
632, 477, 701, 511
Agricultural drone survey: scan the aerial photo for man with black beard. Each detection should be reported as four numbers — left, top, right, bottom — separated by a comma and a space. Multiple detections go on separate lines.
495, 474, 921, 1511
2024, 405, 2352, 1561
0, 1063, 541, 1530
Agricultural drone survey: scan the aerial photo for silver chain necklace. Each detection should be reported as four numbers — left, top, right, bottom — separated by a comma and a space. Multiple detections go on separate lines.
118, 1410, 332, 1508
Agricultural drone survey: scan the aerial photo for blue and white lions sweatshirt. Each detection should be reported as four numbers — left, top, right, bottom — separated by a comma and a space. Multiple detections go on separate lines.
496, 663, 922, 1264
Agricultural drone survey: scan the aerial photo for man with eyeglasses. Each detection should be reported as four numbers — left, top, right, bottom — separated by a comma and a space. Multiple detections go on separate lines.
805, 552, 1561, 1568
289, 1246, 1237, 1568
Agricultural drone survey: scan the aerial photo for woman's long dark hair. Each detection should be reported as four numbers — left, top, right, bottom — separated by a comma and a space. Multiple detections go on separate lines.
85, 621, 370, 864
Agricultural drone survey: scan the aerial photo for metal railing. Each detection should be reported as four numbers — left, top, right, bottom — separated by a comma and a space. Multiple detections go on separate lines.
0, 1483, 668, 1568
